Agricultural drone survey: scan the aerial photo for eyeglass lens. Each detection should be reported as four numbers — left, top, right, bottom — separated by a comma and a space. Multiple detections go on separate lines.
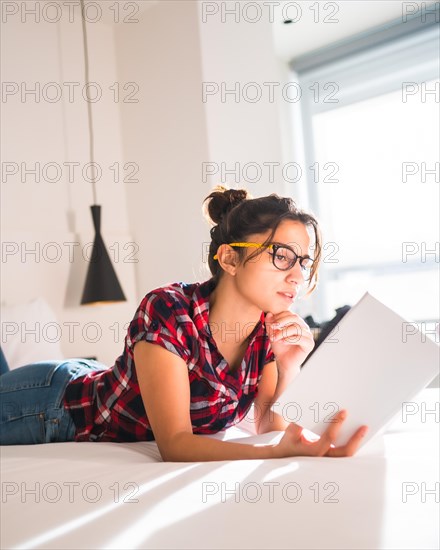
271, 245, 313, 272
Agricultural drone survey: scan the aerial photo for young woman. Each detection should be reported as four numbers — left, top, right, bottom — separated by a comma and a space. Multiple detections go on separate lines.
0, 186, 368, 459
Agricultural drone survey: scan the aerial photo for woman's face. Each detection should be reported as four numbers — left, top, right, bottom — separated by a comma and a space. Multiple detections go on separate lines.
233, 220, 312, 314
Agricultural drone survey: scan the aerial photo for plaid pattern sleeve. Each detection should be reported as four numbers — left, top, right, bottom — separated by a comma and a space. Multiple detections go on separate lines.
126, 290, 191, 362
63, 278, 275, 443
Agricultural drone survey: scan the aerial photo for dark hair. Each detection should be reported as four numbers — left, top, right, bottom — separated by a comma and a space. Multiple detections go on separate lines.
202, 185, 322, 295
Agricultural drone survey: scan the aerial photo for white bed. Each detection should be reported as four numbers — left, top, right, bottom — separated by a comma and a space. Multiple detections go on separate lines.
1, 388, 438, 549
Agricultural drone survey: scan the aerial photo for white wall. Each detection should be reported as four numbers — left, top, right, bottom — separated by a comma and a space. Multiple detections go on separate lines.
114, 0, 291, 301
1, 3, 137, 365
197, 1, 286, 198
1, 3, 131, 234
114, 0, 212, 299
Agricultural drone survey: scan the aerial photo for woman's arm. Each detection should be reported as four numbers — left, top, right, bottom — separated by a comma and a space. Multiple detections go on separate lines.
133, 341, 279, 462
134, 343, 366, 460
253, 361, 300, 434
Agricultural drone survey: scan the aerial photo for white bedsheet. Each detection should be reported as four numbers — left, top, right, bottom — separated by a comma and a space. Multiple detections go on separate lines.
1, 388, 439, 550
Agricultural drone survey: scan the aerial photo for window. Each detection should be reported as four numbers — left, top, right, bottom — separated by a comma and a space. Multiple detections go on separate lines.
291, 8, 439, 323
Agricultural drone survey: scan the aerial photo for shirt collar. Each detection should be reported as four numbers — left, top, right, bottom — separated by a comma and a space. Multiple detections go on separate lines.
191, 278, 268, 344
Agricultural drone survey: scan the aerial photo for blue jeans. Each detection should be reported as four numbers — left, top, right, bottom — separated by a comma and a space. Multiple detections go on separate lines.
0, 359, 107, 445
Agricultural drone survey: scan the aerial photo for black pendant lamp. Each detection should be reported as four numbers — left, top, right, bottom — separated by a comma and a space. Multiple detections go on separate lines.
81, 205, 126, 304
79, 0, 126, 305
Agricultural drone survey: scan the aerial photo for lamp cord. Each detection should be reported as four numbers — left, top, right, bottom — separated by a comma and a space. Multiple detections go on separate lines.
80, 0, 97, 205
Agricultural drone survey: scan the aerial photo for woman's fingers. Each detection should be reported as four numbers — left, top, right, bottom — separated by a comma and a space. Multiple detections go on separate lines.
311, 409, 347, 456
268, 313, 312, 339
271, 323, 314, 344
324, 425, 369, 457
280, 411, 368, 458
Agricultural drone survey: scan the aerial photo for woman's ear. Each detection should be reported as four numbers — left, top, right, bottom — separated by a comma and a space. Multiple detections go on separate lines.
216, 244, 239, 276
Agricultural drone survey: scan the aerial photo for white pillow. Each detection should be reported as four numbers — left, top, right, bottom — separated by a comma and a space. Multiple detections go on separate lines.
1, 297, 64, 370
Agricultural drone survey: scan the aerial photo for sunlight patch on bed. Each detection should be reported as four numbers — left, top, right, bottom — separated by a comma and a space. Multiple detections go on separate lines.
104, 461, 262, 549
262, 462, 300, 482
14, 465, 197, 550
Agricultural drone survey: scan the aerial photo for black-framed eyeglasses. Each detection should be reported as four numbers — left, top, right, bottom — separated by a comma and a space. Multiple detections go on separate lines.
213, 242, 315, 273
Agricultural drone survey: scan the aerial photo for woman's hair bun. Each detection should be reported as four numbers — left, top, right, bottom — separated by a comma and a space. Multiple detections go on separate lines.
202, 185, 252, 226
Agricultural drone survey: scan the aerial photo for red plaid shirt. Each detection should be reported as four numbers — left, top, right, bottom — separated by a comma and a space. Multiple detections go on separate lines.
63, 277, 275, 442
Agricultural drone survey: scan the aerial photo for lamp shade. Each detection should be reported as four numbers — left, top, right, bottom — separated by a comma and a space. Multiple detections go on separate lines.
81, 205, 126, 305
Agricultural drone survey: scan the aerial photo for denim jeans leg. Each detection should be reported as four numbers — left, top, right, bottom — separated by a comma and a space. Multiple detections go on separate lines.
0, 360, 107, 445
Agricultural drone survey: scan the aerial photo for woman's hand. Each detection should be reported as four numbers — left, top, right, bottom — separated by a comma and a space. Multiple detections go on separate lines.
273, 409, 368, 458
265, 311, 315, 374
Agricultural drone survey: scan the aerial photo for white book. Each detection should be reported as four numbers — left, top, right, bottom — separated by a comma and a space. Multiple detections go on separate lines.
273, 292, 439, 449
